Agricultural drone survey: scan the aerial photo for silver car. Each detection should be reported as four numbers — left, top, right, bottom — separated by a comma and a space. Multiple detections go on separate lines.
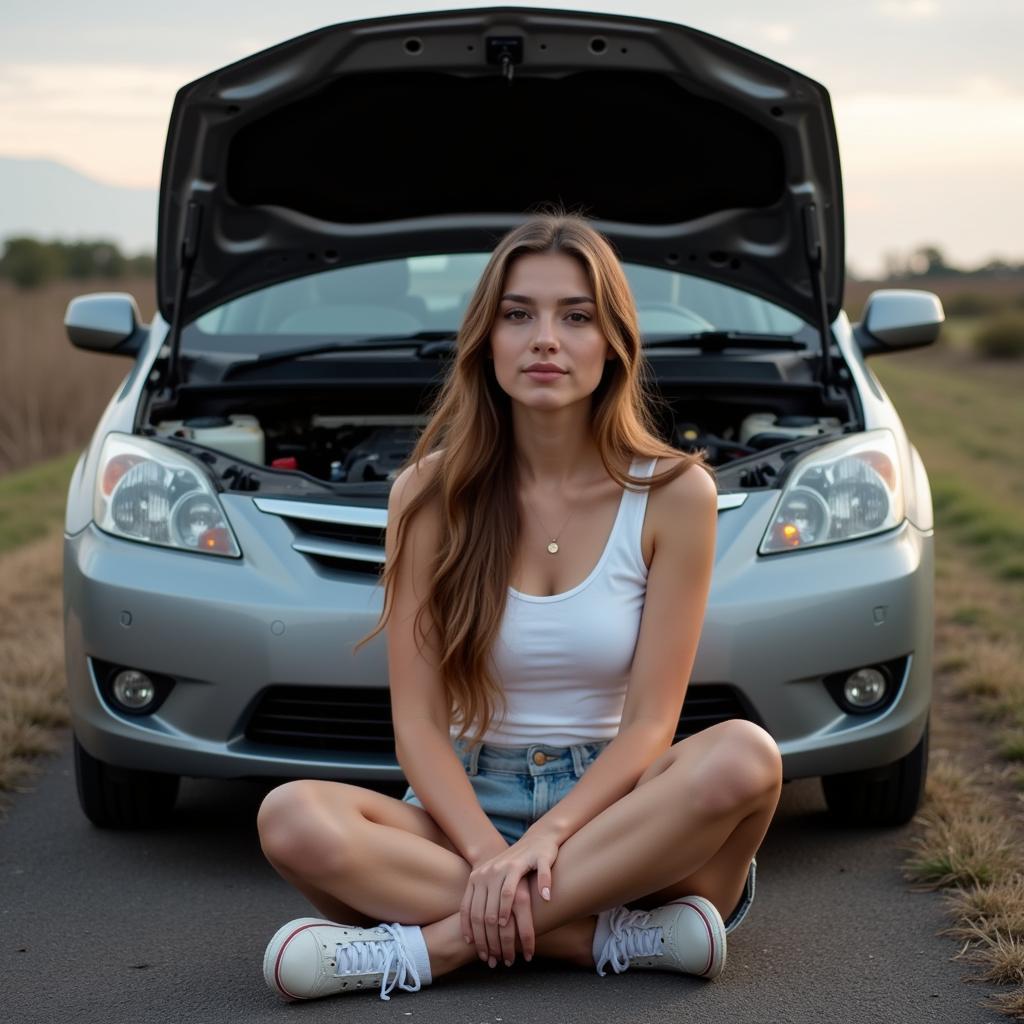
62, 6, 939, 829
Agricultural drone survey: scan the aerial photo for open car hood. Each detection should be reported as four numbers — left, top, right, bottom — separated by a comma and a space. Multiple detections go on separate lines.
157, 6, 844, 330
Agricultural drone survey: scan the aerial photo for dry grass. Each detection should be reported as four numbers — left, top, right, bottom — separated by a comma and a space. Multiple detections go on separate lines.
0, 525, 69, 812
896, 530, 1024, 1018
902, 761, 1020, 890
902, 753, 1024, 1018
0, 276, 154, 475
955, 926, 1024, 985
948, 638, 1024, 702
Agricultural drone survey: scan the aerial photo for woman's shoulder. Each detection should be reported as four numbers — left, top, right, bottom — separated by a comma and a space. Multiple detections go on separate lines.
647, 455, 718, 530
388, 450, 446, 524
649, 454, 716, 496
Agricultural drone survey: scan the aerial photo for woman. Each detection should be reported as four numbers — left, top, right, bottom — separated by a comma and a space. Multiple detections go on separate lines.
257, 210, 783, 1003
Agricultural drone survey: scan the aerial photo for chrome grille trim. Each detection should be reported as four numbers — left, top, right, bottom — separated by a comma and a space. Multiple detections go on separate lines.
290, 537, 385, 562
252, 498, 388, 528
253, 493, 747, 524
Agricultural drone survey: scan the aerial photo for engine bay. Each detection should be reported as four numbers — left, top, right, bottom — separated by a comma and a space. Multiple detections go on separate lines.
143, 395, 854, 497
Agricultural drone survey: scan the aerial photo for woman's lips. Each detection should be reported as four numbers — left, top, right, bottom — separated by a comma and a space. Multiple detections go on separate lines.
525, 369, 566, 381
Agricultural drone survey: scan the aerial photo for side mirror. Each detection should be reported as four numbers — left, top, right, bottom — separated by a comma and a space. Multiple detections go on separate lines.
64, 292, 146, 355
852, 289, 944, 356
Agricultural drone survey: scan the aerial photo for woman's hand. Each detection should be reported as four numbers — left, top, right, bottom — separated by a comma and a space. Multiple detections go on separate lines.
460, 831, 560, 966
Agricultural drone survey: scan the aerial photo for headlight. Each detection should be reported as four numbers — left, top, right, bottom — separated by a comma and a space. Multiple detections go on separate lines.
758, 428, 905, 554
93, 432, 242, 557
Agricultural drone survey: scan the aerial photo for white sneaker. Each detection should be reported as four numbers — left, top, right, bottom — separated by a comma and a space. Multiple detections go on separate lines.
594, 896, 727, 980
263, 917, 428, 1001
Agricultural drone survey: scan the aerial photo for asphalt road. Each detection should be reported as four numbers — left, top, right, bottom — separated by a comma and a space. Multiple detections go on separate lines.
0, 732, 1003, 1024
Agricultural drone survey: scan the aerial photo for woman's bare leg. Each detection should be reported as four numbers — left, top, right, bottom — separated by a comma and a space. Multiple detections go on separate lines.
258, 778, 594, 961
258, 720, 782, 977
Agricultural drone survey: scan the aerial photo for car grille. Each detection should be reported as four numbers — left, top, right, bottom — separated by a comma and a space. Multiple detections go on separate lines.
244, 685, 396, 754
672, 684, 762, 740
244, 683, 760, 755
252, 497, 386, 575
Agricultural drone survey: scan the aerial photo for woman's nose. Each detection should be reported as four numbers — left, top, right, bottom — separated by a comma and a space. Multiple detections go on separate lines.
532, 313, 560, 347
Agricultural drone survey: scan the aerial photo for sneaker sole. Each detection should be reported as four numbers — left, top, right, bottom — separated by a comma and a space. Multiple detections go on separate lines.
672, 896, 727, 980
263, 916, 338, 1000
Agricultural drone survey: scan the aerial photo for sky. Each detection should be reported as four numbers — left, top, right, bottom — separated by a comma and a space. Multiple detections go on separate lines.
1, 0, 1022, 278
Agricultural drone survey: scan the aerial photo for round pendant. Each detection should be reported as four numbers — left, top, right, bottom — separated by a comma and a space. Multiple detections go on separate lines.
547, 541, 559, 554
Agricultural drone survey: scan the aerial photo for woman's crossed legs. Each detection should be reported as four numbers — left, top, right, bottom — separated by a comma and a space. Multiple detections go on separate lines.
257, 719, 782, 977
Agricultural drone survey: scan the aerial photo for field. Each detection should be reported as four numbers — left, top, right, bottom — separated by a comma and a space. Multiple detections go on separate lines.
0, 276, 154, 476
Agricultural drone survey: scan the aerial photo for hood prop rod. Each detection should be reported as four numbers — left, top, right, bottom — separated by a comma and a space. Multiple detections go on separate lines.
802, 203, 835, 390
156, 199, 203, 404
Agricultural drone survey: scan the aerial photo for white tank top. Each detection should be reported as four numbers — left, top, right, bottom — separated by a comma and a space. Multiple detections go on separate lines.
451, 455, 658, 746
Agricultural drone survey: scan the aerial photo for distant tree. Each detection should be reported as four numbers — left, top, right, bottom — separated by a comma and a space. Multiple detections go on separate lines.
60, 239, 131, 279
907, 244, 958, 277
0, 235, 153, 287
125, 252, 155, 276
0, 236, 65, 287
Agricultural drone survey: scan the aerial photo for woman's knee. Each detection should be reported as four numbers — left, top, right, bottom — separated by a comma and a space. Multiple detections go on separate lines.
257, 780, 362, 876
691, 720, 783, 817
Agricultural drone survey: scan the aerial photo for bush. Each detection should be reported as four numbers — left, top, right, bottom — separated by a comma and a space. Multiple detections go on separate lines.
944, 292, 1003, 317
0, 237, 64, 287
972, 313, 1024, 359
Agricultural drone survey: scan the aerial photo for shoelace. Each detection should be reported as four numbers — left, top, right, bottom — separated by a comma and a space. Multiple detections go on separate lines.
333, 922, 422, 1001
595, 906, 664, 977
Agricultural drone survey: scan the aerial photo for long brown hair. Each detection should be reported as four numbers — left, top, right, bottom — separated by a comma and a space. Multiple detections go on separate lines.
355, 207, 715, 746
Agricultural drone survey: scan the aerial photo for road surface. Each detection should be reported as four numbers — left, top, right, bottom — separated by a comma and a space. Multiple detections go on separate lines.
0, 732, 1002, 1024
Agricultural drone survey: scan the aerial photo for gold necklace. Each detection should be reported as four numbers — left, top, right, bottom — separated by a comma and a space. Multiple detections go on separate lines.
522, 493, 577, 554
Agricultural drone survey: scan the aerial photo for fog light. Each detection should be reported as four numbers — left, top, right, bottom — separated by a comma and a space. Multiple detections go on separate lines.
111, 669, 156, 710
843, 668, 888, 709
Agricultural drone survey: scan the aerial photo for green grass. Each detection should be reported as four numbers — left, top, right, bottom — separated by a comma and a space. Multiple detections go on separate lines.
0, 449, 82, 555
998, 731, 1024, 762
871, 350, 1024, 582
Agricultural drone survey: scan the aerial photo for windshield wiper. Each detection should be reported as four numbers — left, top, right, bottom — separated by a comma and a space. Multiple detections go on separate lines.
221, 332, 458, 380
643, 331, 806, 352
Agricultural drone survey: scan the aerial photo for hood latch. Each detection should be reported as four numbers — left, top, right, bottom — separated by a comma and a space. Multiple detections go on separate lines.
487, 36, 522, 84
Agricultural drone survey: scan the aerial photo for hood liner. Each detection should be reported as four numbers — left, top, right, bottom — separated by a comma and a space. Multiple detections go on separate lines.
157, 6, 844, 329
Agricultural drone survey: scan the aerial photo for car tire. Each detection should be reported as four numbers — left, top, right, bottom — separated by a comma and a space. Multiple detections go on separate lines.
820, 717, 929, 827
74, 734, 180, 828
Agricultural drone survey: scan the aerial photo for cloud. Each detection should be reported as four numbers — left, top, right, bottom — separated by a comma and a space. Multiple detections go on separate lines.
834, 87, 1024, 172
874, 0, 938, 19
758, 23, 795, 45
0, 63, 203, 187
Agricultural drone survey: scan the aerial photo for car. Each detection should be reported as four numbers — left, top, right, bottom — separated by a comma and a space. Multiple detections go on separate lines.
62, 5, 940, 830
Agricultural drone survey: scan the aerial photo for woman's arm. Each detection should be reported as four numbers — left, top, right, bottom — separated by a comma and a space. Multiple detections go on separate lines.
386, 456, 506, 865
524, 460, 719, 846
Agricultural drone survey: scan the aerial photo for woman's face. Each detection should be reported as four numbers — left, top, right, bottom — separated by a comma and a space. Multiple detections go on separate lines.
489, 249, 613, 410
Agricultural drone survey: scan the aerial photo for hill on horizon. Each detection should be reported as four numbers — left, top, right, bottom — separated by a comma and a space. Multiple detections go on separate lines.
0, 155, 157, 256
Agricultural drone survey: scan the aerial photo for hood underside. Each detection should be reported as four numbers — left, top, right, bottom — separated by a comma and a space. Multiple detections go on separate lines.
157, 6, 844, 329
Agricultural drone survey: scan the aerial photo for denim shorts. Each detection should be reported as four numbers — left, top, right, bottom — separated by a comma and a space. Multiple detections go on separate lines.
400, 737, 756, 934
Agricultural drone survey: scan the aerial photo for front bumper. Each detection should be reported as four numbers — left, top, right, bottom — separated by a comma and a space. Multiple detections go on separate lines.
63, 491, 933, 783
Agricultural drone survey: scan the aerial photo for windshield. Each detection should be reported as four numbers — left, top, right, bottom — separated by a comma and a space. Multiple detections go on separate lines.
181, 254, 809, 355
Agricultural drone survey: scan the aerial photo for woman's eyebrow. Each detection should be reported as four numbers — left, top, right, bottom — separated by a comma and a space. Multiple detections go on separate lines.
500, 293, 595, 305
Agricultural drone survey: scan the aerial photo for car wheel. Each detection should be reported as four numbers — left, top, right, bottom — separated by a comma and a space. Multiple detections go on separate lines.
820, 717, 929, 827
74, 734, 180, 828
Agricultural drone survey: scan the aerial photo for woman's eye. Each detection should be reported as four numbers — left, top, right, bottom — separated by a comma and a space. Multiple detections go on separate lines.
502, 309, 589, 322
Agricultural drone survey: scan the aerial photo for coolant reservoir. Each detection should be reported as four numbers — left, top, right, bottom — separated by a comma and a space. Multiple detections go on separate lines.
153, 414, 265, 464
738, 413, 841, 447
